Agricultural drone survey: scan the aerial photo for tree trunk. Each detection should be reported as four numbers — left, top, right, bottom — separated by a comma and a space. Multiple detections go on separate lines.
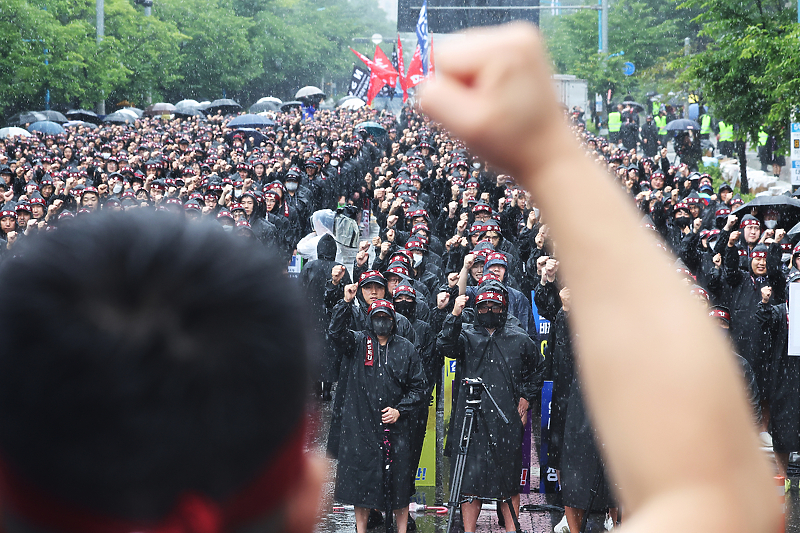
737, 140, 749, 194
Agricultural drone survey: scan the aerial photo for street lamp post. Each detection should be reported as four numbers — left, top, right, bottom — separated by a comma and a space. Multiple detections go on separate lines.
683, 37, 690, 119
96, 0, 105, 115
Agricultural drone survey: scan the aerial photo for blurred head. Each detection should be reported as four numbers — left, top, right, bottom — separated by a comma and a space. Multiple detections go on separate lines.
0, 212, 320, 533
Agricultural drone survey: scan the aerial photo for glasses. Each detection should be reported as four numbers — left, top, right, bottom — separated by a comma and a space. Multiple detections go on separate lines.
476, 304, 502, 314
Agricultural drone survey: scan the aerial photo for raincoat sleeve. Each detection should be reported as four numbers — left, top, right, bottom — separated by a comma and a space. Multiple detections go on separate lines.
722, 243, 744, 288
534, 280, 561, 322
767, 242, 787, 303
679, 231, 702, 274
519, 335, 545, 404
329, 300, 357, 353
324, 279, 346, 311
436, 313, 465, 362
396, 348, 428, 415
714, 229, 731, 256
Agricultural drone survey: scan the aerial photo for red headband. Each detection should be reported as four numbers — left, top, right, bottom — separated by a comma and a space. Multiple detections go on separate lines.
709, 309, 730, 321
751, 251, 767, 259
476, 291, 504, 304
740, 218, 759, 228
0, 421, 308, 533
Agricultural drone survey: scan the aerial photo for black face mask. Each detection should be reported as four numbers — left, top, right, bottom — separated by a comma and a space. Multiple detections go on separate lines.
371, 315, 394, 336
675, 216, 691, 228
394, 300, 416, 322
476, 310, 502, 329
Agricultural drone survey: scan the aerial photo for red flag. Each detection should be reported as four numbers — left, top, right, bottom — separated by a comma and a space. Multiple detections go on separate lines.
366, 70, 386, 105
373, 45, 398, 87
406, 44, 425, 89
428, 37, 435, 77
350, 47, 396, 81
397, 35, 408, 100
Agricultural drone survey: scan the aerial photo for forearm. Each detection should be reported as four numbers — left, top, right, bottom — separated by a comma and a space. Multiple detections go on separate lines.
521, 125, 775, 525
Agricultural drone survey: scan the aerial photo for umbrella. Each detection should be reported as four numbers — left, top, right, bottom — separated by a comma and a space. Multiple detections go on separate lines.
173, 108, 206, 119
281, 101, 303, 112
37, 110, 68, 123
257, 96, 282, 105
249, 101, 280, 113
225, 128, 266, 146
12, 111, 47, 125
0, 127, 32, 139
339, 97, 365, 110
665, 118, 701, 131
122, 107, 144, 117
63, 120, 98, 129
144, 103, 176, 116
787, 220, 800, 243
295, 86, 325, 100
733, 195, 800, 236
66, 109, 100, 124
355, 121, 386, 137
206, 99, 242, 115
175, 99, 201, 108
227, 114, 275, 128
103, 110, 138, 124
621, 101, 646, 113
27, 121, 65, 135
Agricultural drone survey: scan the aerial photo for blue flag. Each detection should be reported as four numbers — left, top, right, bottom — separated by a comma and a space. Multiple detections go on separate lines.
415, 0, 430, 75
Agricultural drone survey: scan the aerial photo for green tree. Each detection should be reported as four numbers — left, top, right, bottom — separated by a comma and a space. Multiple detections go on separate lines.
680, 0, 798, 192
149, 0, 262, 100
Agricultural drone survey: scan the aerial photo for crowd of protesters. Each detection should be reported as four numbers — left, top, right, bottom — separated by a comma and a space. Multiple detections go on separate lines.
0, 93, 796, 533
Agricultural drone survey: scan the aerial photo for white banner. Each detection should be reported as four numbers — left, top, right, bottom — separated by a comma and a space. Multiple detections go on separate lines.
790, 122, 800, 187
788, 282, 800, 356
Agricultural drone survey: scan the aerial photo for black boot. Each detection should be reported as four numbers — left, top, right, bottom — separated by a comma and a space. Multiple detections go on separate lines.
497, 502, 505, 527
407, 514, 417, 531
367, 509, 384, 529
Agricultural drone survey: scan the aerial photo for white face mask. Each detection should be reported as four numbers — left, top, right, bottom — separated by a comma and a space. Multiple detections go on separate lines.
234, 189, 243, 198
765, 220, 778, 229
285, 181, 299, 192
413, 254, 423, 267
331, 159, 339, 167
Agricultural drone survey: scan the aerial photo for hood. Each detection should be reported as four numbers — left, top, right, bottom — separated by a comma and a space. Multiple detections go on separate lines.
317, 234, 337, 261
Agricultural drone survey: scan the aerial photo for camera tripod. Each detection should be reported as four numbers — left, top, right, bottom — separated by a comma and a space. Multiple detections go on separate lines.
446, 377, 522, 533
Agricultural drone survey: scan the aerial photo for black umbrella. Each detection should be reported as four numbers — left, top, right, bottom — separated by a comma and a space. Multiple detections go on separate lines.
66, 109, 101, 124
621, 101, 645, 113
249, 101, 280, 113
733, 195, 800, 235
37, 110, 68, 123
11, 111, 47, 125
206, 99, 242, 115
225, 128, 266, 147
665, 118, 701, 131
173, 108, 206, 119
281, 101, 303, 112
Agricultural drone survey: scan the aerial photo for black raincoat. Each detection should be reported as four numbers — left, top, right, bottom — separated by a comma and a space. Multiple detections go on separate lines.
756, 301, 800, 452
437, 314, 543, 498
330, 302, 427, 509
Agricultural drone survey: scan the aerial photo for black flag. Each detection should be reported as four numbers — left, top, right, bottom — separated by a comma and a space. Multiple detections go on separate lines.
347, 66, 370, 100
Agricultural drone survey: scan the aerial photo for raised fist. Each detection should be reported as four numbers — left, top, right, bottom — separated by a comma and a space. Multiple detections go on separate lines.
331, 265, 346, 285
344, 283, 359, 303
452, 294, 468, 316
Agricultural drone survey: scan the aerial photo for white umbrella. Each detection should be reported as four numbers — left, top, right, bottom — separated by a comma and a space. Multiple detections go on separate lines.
339, 98, 365, 110
175, 99, 201, 108
0, 127, 32, 139
295, 86, 325, 99
257, 97, 282, 105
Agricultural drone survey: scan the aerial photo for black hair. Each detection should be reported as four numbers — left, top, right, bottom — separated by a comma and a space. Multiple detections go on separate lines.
0, 211, 311, 521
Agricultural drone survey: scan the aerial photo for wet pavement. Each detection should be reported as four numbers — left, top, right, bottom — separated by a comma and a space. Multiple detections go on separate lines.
312, 396, 800, 533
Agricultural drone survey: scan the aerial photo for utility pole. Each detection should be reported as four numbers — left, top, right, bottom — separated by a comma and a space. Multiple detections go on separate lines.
96, 0, 105, 115
683, 37, 690, 118
600, 0, 608, 54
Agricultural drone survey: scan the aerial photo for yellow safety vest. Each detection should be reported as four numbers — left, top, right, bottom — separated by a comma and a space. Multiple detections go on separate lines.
652, 101, 660, 115
700, 115, 711, 134
718, 122, 734, 142
608, 112, 622, 133
758, 129, 768, 146
655, 115, 667, 136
